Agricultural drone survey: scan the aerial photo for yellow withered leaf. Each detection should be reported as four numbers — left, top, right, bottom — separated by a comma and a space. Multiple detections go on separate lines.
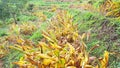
66, 60, 74, 66
73, 32, 79, 41
17, 38, 24, 44
43, 59, 53, 65
67, 43, 75, 54
96, 65, 99, 68
38, 42, 50, 53
9, 46, 27, 54
27, 65, 36, 68
67, 66, 76, 68
39, 42, 48, 48
85, 65, 94, 68
53, 49, 60, 57
81, 33, 86, 40
13, 61, 25, 67
38, 53, 52, 59
50, 42, 61, 49
81, 54, 89, 68
42, 34, 54, 42
57, 58, 66, 67
100, 51, 109, 68
27, 57, 38, 65
14, 57, 25, 66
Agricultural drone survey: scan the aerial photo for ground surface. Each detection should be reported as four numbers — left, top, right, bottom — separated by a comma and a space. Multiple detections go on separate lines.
0, 60, 3, 68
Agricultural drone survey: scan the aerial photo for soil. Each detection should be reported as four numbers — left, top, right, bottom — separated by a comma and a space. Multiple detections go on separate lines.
0, 60, 3, 68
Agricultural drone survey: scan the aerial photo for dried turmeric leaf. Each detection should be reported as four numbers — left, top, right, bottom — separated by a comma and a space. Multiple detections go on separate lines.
67, 43, 75, 54
67, 66, 76, 68
43, 59, 53, 65
99, 51, 109, 68
38, 53, 52, 59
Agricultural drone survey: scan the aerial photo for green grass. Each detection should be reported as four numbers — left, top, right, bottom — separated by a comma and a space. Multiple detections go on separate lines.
30, 22, 48, 42
18, 15, 37, 22
2, 49, 23, 68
